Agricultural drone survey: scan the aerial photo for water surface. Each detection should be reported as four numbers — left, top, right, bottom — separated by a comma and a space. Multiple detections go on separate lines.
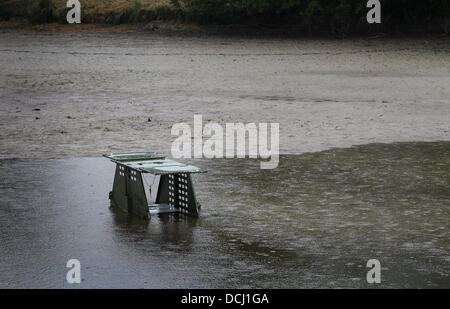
0, 142, 449, 288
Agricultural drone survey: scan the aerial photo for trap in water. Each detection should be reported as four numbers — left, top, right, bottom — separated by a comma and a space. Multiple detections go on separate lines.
104, 152, 205, 219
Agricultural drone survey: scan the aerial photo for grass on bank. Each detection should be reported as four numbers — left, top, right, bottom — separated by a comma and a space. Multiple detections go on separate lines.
0, 0, 449, 35
0, 0, 176, 24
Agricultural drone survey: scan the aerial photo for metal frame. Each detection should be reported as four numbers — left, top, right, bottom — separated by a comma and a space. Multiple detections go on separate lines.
104, 152, 204, 219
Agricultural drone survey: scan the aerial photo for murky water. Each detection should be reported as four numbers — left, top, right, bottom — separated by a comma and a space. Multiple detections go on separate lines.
0, 142, 448, 288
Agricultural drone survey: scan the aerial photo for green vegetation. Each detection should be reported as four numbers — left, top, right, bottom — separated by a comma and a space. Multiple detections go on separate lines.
107, 1, 179, 24
28, 0, 57, 24
0, 0, 449, 35
181, 0, 450, 34
108, 1, 143, 24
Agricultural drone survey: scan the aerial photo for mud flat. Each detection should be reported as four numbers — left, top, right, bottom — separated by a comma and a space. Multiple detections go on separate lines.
0, 31, 449, 159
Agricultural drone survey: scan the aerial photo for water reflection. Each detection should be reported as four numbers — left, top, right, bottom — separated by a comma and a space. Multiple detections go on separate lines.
111, 209, 199, 245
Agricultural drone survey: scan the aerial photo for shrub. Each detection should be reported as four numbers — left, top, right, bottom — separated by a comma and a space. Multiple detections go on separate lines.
180, 0, 450, 34
108, 0, 142, 24
28, 0, 57, 24
0, 3, 12, 21
56, 6, 72, 24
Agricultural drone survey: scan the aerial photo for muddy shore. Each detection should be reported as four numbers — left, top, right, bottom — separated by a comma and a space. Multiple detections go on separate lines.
0, 30, 449, 159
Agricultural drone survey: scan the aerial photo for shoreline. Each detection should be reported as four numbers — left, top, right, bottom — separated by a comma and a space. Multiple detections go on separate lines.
1, 20, 449, 39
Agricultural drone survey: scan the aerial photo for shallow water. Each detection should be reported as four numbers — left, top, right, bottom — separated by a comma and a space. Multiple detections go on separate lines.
0, 142, 448, 288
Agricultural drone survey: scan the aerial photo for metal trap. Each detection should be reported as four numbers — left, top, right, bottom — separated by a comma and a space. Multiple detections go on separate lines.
104, 152, 205, 219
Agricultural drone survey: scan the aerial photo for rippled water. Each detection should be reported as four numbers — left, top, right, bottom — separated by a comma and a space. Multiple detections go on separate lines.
0, 142, 449, 288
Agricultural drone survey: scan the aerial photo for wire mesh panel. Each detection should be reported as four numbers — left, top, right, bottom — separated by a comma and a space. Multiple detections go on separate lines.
168, 174, 176, 208
166, 173, 198, 215
177, 173, 190, 214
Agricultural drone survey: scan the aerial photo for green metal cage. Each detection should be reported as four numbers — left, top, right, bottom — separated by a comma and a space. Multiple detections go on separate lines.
104, 152, 205, 219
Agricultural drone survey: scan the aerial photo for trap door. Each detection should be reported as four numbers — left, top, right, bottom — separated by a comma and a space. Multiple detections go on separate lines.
110, 164, 149, 219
